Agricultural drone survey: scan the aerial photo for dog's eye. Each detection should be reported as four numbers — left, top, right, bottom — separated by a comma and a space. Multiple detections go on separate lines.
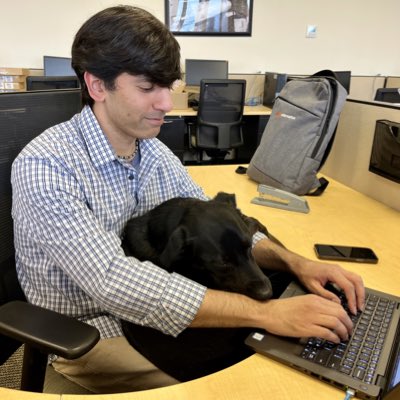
219, 259, 231, 269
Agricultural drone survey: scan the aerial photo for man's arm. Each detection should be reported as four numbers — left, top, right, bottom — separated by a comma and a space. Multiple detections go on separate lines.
189, 236, 367, 344
190, 288, 353, 344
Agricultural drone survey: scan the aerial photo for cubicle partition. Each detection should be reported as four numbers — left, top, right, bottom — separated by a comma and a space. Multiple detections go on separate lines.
386, 76, 400, 88
321, 99, 400, 211
228, 73, 398, 104
347, 76, 386, 101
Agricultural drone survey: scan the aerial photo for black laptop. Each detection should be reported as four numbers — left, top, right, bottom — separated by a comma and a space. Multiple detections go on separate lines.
245, 281, 400, 399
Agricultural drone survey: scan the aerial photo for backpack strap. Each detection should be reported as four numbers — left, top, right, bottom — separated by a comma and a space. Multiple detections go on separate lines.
307, 177, 329, 196
310, 70, 341, 173
312, 69, 339, 80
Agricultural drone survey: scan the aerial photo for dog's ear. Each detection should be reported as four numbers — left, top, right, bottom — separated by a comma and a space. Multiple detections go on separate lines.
241, 215, 269, 236
213, 192, 237, 206
159, 226, 189, 270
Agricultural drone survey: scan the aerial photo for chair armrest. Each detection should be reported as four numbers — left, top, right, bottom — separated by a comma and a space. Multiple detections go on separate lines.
0, 301, 100, 359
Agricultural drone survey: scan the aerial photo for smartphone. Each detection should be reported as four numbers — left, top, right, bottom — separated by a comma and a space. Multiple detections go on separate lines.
314, 244, 378, 264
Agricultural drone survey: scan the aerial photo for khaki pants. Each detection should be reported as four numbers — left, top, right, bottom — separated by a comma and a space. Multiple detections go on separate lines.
52, 336, 179, 394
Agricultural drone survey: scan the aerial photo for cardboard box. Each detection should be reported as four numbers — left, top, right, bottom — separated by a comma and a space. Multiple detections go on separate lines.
0, 75, 26, 83
0, 89, 25, 93
0, 81, 26, 90
171, 91, 188, 109
0, 67, 30, 76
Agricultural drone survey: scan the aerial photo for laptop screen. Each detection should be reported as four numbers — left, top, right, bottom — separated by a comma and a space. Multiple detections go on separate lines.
387, 340, 400, 392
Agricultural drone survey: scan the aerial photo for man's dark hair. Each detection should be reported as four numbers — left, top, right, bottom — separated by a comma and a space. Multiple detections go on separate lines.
71, 5, 182, 106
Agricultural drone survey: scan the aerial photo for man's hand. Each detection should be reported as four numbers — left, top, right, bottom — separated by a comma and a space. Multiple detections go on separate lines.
294, 258, 365, 315
253, 238, 365, 315
262, 294, 353, 343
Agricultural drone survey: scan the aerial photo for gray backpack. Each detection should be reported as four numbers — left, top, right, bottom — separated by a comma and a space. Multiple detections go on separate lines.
247, 70, 348, 195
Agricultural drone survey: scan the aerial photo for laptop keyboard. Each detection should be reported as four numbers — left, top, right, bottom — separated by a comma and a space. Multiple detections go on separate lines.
300, 291, 396, 384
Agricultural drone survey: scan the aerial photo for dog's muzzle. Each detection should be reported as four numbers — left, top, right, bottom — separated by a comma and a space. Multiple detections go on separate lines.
245, 277, 273, 300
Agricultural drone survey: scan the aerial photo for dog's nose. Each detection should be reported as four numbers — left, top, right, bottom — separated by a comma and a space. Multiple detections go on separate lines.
253, 286, 273, 300
246, 279, 273, 300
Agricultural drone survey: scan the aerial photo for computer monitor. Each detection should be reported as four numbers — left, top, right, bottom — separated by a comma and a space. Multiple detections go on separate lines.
374, 88, 400, 103
334, 71, 351, 94
44, 56, 76, 77
185, 59, 229, 87
262, 72, 288, 107
26, 76, 80, 91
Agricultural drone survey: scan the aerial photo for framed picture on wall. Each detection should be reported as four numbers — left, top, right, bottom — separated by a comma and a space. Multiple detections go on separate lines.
165, 0, 253, 36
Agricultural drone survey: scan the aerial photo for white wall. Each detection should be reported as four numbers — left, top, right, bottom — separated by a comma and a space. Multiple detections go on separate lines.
1, 0, 399, 75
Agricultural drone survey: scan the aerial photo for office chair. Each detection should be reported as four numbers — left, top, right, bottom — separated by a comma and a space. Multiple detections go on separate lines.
0, 89, 100, 393
189, 79, 246, 162
374, 88, 400, 103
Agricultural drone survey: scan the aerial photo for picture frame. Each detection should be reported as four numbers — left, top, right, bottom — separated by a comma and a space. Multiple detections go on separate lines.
165, 0, 253, 36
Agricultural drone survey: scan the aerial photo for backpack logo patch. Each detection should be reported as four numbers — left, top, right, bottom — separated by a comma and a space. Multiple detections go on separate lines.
275, 111, 296, 120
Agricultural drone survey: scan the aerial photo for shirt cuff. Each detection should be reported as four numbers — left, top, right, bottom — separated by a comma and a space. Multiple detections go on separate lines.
252, 230, 268, 247
140, 272, 207, 337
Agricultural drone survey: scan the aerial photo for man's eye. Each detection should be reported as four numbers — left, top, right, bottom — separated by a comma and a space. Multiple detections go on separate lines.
139, 85, 154, 92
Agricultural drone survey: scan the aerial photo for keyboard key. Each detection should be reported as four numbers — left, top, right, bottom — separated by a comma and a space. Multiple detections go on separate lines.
316, 350, 331, 365
353, 367, 366, 380
328, 356, 341, 370
340, 366, 352, 375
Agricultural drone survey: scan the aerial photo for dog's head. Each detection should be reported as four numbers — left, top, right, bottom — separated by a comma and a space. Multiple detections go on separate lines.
159, 194, 273, 300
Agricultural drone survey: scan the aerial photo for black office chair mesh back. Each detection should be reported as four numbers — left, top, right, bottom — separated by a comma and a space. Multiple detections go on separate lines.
195, 79, 246, 150
0, 107, 28, 373
0, 145, 23, 388
0, 89, 82, 313
0, 89, 100, 393
0, 89, 81, 388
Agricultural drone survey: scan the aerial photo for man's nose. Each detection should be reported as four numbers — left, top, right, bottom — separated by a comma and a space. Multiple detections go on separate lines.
154, 87, 173, 113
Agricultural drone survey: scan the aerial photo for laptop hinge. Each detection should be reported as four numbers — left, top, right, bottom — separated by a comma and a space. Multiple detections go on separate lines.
376, 374, 386, 389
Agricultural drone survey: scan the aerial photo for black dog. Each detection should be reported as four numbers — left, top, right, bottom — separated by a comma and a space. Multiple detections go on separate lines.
120, 193, 286, 382
122, 192, 275, 300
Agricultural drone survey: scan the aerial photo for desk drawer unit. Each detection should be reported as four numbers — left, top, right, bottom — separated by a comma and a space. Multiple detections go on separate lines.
158, 116, 186, 161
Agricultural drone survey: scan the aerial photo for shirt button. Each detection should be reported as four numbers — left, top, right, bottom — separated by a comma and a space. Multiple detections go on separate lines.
128, 175, 134, 180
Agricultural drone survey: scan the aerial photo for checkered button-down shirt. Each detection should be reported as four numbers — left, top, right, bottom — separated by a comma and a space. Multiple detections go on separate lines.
11, 105, 209, 339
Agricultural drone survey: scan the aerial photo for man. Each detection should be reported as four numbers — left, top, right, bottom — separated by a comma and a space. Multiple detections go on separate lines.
11, 5, 364, 394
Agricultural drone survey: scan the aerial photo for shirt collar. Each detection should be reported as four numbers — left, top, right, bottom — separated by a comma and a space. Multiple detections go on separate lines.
78, 105, 116, 167
77, 105, 166, 170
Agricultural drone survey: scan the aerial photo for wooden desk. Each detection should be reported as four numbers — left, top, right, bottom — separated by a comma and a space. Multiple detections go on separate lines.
2, 165, 399, 400
167, 104, 272, 117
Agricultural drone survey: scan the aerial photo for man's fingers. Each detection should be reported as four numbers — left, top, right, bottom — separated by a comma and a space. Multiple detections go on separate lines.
313, 297, 354, 341
326, 269, 366, 314
318, 314, 352, 342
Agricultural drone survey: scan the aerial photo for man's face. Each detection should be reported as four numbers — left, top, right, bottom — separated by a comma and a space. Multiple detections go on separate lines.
98, 73, 174, 141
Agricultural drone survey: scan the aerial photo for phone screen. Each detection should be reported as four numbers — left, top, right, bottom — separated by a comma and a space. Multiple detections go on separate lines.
314, 244, 378, 263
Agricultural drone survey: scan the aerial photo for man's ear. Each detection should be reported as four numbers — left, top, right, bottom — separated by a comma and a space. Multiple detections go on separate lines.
84, 71, 106, 103
159, 226, 189, 270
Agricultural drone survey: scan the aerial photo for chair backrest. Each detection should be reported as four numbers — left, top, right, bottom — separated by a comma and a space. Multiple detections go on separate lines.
0, 89, 82, 362
196, 79, 246, 149
374, 88, 400, 103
